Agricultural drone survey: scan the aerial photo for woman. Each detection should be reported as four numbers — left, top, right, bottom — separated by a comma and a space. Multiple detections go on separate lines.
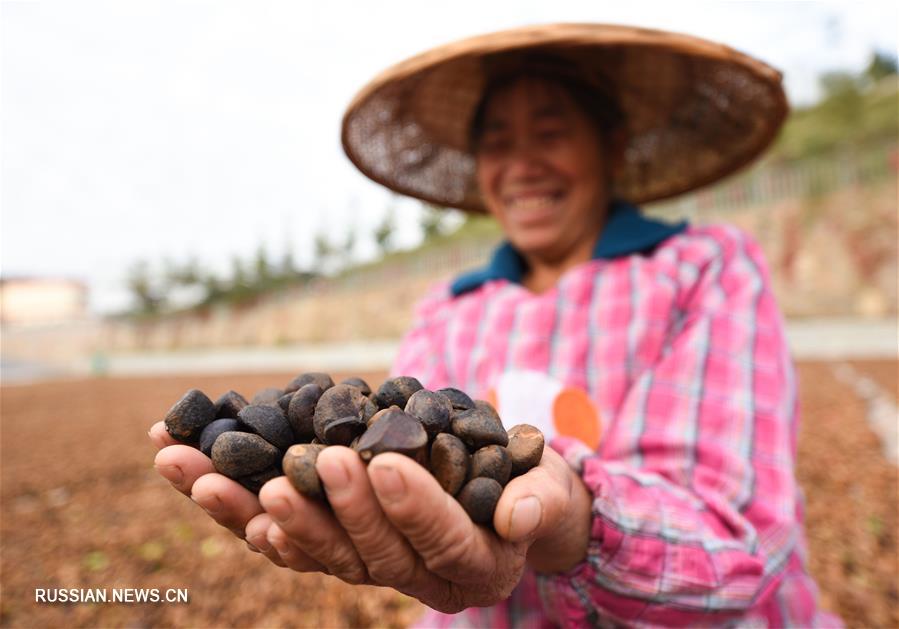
151, 24, 840, 627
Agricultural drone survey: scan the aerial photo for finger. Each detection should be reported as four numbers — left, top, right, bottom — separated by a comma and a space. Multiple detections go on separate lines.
190, 472, 263, 537
316, 447, 439, 591
154, 444, 215, 495
267, 523, 330, 573
367, 452, 498, 583
245, 512, 286, 567
148, 421, 179, 449
494, 446, 574, 543
258, 476, 368, 584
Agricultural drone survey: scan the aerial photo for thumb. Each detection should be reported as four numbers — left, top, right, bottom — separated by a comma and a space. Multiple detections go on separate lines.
493, 446, 578, 543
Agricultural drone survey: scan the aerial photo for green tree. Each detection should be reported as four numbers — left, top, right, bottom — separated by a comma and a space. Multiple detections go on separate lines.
865, 50, 898, 83
314, 231, 333, 272
280, 247, 298, 280
420, 204, 445, 241
253, 244, 273, 289
342, 228, 356, 267
374, 208, 396, 255
126, 260, 163, 315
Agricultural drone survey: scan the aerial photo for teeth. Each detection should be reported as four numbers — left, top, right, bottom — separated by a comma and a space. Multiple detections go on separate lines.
508, 196, 556, 211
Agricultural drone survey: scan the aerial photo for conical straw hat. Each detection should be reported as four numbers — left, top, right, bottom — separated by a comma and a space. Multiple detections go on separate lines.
341, 23, 788, 213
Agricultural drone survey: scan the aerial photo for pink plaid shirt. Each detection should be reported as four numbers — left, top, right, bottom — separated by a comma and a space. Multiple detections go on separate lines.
393, 214, 841, 628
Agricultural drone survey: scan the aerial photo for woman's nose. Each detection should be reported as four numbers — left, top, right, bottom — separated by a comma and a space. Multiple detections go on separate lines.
504, 144, 549, 180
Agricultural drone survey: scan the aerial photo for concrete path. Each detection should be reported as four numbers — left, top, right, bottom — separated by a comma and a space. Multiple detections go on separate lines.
3, 318, 895, 383
96, 317, 895, 376
784, 318, 896, 360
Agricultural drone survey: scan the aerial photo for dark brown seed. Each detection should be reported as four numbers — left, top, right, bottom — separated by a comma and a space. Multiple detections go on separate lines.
237, 467, 282, 494
211, 432, 281, 478
507, 424, 545, 476
474, 399, 501, 422
199, 418, 240, 457
437, 387, 475, 412
323, 416, 367, 446
283, 443, 326, 499
287, 383, 324, 441
251, 387, 284, 407
340, 376, 372, 396
285, 372, 335, 394
373, 376, 423, 410
451, 408, 508, 450
405, 389, 452, 440
366, 406, 394, 428
354, 408, 427, 463
238, 404, 294, 451
362, 397, 378, 424
430, 433, 469, 496
470, 445, 512, 486
213, 390, 249, 419
314, 384, 368, 442
457, 477, 502, 525
277, 392, 295, 413
164, 389, 216, 443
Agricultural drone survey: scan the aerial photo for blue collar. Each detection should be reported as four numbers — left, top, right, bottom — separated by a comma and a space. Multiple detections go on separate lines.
450, 200, 688, 296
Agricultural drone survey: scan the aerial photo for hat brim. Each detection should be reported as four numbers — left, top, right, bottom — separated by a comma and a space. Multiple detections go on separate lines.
341, 23, 789, 213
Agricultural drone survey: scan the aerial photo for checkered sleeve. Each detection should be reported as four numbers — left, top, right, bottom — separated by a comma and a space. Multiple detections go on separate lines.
537, 227, 805, 627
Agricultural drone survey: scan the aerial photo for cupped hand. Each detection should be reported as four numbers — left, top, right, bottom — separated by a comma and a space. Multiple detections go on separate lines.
149, 421, 593, 612
148, 421, 286, 566
258, 444, 592, 613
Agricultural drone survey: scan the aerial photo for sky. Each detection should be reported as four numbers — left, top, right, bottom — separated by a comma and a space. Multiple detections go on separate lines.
2, 0, 897, 313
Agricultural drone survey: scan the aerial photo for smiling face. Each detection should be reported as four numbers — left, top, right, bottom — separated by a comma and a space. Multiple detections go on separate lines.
473, 77, 613, 266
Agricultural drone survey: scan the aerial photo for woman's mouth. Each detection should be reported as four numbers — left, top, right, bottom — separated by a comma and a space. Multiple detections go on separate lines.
503, 191, 566, 224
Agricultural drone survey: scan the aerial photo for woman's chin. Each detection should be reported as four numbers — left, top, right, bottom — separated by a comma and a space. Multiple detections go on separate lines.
509, 232, 565, 260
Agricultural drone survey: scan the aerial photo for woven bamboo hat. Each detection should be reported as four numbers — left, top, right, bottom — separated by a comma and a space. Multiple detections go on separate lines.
341, 23, 788, 213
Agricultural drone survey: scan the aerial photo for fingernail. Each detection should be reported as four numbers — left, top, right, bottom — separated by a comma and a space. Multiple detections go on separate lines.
248, 536, 270, 553
155, 464, 183, 487
317, 456, 350, 494
266, 497, 293, 524
509, 496, 542, 540
370, 465, 405, 502
191, 494, 222, 514
246, 541, 260, 553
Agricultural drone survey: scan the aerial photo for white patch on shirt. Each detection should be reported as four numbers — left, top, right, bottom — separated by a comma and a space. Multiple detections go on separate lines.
494, 370, 564, 441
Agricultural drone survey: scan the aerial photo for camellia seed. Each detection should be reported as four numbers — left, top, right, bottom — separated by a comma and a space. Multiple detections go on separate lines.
354, 408, 427, 463
430, 433, 469, 496
237, 404, 294, 451
211, 432, 281, 478
164, 389, 216, 443
285, 372, 335, 394
506, 424, 545, 476
457, 477, 503, 525
470, 445, 512, 486
283, 443, 326, 499
213, 390, 249, 419
405, 389, 452, 440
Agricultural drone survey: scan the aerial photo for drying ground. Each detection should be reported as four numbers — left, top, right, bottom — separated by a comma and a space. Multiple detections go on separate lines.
1, 361, 895, 627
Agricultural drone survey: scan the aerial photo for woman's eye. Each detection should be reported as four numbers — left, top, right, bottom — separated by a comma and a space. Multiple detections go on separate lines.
479, 137, 511, 154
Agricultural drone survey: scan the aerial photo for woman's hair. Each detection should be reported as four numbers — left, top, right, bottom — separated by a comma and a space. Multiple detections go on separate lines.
468, 54, 625, 152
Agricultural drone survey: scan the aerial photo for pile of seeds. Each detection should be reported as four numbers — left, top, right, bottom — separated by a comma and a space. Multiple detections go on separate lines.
163, 373, 544, 526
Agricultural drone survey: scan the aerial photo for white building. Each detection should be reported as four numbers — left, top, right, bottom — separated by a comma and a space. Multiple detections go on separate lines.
0, 277, 88, 326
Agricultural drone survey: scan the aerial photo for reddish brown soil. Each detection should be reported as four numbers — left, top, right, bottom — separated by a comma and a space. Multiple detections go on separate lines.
1, 363, 896, 627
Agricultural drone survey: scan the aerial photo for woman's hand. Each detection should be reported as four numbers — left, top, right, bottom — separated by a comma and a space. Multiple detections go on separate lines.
149, 421, 592, 612
148, 421, 288, 567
